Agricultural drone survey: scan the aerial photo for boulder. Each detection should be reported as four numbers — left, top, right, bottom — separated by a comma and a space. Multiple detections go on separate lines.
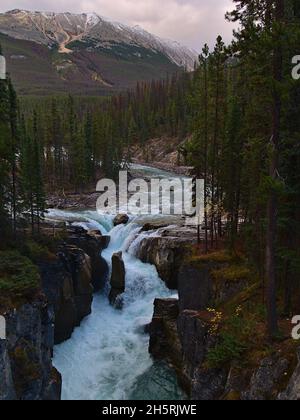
113, 214, 129, 226
109, 252, 126, 308
141, 223, 168, 232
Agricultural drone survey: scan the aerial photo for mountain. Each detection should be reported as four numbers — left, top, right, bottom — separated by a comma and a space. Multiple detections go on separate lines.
0, 9, 197, 96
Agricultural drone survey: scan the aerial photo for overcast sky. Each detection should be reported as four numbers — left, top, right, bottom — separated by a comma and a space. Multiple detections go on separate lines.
0, 0, 236, 51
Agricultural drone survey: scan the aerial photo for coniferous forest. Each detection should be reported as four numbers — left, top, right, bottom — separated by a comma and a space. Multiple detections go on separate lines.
0, 0, 300, 402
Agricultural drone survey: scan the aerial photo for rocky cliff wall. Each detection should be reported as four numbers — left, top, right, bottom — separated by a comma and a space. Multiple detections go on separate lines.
149, 257, 300, 400
0, 227, 109, 400
0, 302, 61, 400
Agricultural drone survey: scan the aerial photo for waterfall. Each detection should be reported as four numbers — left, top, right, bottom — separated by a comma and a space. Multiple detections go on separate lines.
51, 210, 184, 400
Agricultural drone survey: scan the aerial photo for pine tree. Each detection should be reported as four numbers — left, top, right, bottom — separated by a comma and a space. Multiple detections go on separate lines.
85, 112, 94, 182
222, 97, 243, 250
8, 78, 19, 236
20, 122, 35, 233
0, 46, 10, 237
32, 111, 45, 233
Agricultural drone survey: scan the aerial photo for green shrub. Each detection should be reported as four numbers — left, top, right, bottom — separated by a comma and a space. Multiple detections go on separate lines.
206, 313, 255, 368
212, 265, 251, 283
22, 240, 52, 263
0, 251, 40, 296
206, 332, 247, 368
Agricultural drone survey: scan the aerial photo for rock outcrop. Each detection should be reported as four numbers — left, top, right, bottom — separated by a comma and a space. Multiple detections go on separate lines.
113, 214, 129, 226
149, 299, 180, 359
148, 298, 225, 397
148, 253, 296, 401
109, 252, 126, 309
177, 310, 213, 382
136, 226, 197, 289
178, 259, 251, 308
0, 302, 61, 400
40, 245, 94, 344
66, 227, 109, 291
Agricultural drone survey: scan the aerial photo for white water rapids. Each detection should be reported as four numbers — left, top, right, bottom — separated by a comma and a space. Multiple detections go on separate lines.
50, 166, 186, 400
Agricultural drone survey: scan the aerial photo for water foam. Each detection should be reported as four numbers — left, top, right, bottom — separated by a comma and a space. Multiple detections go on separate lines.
53, 211, 181, 400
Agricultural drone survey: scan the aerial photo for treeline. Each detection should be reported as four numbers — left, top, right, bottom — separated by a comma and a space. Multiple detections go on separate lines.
19, 73, 192, 190
185, 0, 300, 337
0, 43, 45, 238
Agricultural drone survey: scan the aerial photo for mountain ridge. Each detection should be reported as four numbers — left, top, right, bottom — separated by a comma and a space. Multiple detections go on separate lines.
0, 9, 197, 96
0, 9, 197, 70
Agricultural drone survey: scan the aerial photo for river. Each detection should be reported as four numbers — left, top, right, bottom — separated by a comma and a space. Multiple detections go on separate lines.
50, 166, 186, 400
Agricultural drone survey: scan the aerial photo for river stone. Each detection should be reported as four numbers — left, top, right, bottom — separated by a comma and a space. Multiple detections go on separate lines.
113, 214, 129, 226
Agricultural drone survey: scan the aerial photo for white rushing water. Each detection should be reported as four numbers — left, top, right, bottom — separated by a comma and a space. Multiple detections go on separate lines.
51, 166, 186, 400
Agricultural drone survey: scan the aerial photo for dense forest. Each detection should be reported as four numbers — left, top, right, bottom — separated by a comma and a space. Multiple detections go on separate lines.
18, 73, 191, 188
0, 0, 300, 341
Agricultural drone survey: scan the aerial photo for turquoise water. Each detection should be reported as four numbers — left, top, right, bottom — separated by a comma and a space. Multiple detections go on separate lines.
51, 164, 186, 400
50, 210, 184, 400
48, 162, 185, 400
